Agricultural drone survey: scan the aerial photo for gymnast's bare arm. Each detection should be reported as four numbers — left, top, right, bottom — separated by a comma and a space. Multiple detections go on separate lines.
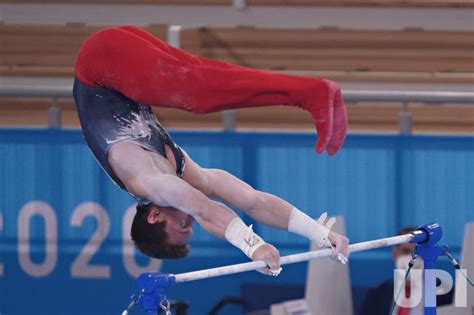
181, 150, 350, 257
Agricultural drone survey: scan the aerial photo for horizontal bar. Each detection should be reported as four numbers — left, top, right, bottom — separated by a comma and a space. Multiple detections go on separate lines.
2, 4, 473, 31
345, 90, 474, 104
0, 85, 72, 98
0, 85, 473, 105
173, 233, 414, 283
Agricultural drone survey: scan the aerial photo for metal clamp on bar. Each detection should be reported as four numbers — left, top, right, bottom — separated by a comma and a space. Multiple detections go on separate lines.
412, 223, 444, 315
123, 273, 176, 315
138, 272, 176, 315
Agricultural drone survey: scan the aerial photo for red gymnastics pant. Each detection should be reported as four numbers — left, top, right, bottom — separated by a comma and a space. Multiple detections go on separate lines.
75, 26, 347, 155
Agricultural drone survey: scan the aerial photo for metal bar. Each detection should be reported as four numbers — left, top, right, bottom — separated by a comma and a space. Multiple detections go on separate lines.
222, 110, 236, 131
47, 97, 62, 128
344, 90, 474, 104
232, 0, 246, 10
399, 102, 412, 134
173, 233, 414, 283
1, 86, 473, 104
2, 4, 473, 31
0, 85, 71, 98
167, 25, 182, 48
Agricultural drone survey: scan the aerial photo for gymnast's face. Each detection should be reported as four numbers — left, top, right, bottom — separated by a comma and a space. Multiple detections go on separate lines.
147, 205, 195, 246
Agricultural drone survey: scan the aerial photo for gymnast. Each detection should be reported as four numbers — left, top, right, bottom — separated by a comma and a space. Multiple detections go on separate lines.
73, 25, 349, 276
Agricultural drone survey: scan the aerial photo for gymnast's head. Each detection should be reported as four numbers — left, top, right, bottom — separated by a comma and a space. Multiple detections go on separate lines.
131, 203, 194, 259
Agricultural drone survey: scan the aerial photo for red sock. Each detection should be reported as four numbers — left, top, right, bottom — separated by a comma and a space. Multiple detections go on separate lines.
75, 26, 347, 154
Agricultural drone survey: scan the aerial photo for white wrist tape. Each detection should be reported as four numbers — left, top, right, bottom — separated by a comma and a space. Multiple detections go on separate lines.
288, 207, 334, 248
225, 217, 266, 259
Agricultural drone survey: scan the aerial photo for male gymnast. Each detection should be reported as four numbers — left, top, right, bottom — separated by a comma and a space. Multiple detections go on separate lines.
73, 26, 349, 276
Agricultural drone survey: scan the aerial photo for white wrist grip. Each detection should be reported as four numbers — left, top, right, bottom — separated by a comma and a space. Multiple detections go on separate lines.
288, 207, 334, 248
225, 217, 266, 259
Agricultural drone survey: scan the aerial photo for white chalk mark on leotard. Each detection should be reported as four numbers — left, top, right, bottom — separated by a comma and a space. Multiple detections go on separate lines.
107, 111, 153, 145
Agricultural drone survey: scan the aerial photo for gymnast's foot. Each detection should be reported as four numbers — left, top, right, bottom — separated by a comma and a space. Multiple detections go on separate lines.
299, 79, 347, 155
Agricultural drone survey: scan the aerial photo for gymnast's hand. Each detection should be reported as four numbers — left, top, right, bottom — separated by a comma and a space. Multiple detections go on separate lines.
252, 243, 282, 276
327, 230, 350, 263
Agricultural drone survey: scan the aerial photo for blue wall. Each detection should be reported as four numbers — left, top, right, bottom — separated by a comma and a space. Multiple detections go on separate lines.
0, 129, 472, 314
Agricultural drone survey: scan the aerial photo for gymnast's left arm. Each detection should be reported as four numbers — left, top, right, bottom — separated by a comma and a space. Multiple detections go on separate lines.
200, 167, 350, 260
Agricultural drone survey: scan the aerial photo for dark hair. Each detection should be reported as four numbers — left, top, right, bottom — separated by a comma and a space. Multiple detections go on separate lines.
131, 204, 190, 259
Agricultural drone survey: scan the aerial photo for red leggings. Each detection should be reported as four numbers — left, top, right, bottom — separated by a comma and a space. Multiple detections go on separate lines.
75, 26, 347, 154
